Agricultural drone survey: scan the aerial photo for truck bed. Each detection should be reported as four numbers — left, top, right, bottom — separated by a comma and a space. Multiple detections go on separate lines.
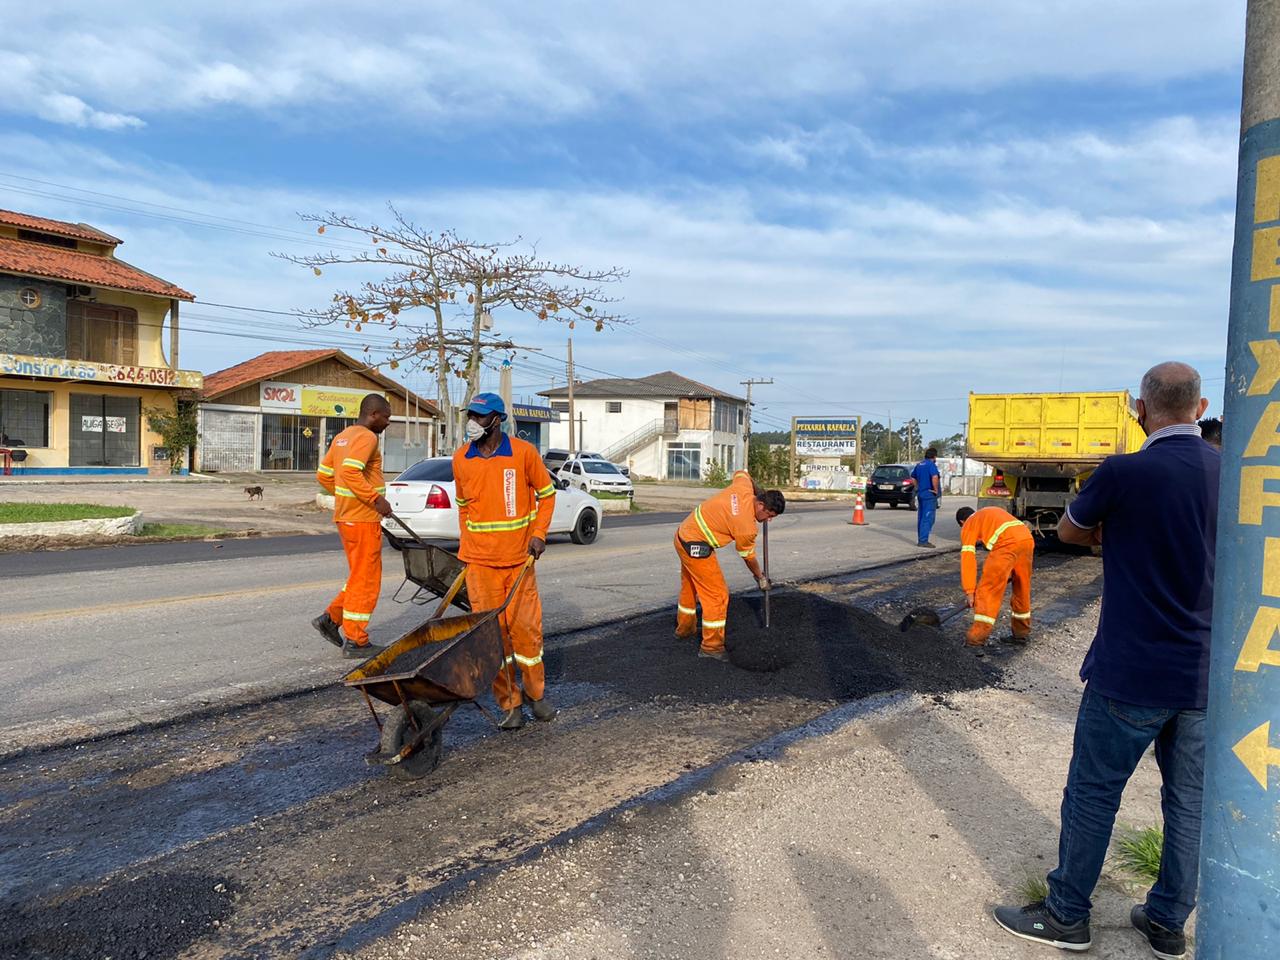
968, 391, 1144, 468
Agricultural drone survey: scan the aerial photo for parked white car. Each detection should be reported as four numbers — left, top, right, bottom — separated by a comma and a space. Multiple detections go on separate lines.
557, 457, 635, 497
383, 457, 602, 545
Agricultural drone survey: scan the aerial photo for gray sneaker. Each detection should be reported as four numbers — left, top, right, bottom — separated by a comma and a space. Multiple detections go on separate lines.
1131, 905, 1186, 959
993, 901, 1091, 952
917, 541, 937, 549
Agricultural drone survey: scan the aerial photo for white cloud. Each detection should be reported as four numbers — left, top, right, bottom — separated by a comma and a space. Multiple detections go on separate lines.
0, 1, 1245, 128
35, 94, 144, 131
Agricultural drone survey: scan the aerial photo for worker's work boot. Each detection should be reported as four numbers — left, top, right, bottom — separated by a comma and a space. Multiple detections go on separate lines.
1001, 633, 1031, 646
498, 707, 526, 730
342, 638, 384, 660
527, 696, 558, 722
311, 613, 343, 648
698, 647, 728, 662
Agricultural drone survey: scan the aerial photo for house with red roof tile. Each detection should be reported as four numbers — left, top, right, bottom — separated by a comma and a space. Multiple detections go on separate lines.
0, 209, 203, 475
197, 349, 439, 474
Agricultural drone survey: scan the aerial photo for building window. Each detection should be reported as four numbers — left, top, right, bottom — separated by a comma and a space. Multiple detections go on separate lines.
606, 401, 622, 414
261, 413, 322, 471
0, 389, 51, 447
67, 301, 138, 365
666, 442, 702, 481
714, 401, 738, 434
550, 401, 570, 412
18, 287, 41, 308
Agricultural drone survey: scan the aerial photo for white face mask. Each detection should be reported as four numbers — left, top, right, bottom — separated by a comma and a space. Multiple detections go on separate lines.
465, 419, 486, 441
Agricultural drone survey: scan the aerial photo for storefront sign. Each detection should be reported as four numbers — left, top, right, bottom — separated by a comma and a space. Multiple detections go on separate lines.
260, 381, 302, 410
511, 403, 560, 422
1, 352, 203, 389
794, 417, 859, 457
301, 385, 381, 417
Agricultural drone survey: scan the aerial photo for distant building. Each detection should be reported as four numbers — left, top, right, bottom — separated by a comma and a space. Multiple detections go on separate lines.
197, 349, 438, 474
0, 208, 202, 475
540, 371, 746, 480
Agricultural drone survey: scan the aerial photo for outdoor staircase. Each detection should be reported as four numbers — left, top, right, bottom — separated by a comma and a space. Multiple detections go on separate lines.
603, 418, 672, 462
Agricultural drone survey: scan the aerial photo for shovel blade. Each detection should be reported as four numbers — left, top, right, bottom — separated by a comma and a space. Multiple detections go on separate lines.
899, 606, 943, 632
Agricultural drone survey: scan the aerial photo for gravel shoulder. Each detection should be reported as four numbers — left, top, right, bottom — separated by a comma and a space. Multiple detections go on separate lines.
349, 597, 1181, 960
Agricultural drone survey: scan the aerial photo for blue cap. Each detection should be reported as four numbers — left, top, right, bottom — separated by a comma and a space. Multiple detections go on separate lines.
466, 392, 507, 421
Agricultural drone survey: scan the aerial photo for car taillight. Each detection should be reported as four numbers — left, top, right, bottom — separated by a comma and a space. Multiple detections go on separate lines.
904, 478, 915, 487
425, 485, 451, 509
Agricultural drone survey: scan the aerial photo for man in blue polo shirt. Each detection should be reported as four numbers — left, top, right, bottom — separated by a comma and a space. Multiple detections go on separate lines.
911, 446, 942, 547
992, 362, 1218, 959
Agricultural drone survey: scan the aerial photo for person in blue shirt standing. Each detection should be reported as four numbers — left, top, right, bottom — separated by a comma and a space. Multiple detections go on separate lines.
992, 362, 1218, 959
910, 446, 941, 548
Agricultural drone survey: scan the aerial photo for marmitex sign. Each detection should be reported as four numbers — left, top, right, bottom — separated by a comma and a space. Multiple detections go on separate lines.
794, 417, 859, 457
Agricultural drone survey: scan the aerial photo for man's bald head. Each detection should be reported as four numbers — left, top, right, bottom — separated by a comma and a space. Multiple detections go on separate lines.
1139, 362, 1208, 427
358, 393, 392, 434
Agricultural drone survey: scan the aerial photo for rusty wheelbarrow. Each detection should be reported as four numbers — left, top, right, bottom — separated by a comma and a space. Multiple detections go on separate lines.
384, 514, 471, 611
343, 555, 533, 780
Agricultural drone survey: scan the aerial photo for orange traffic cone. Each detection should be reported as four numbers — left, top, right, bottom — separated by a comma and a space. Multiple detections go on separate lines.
849, 492, 868, 525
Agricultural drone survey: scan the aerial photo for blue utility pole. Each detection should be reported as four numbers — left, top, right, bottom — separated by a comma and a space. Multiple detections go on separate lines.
1199, 2, 1280, 956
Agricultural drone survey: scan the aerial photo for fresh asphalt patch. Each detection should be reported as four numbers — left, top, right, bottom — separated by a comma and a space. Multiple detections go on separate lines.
0, 551, 1100, 959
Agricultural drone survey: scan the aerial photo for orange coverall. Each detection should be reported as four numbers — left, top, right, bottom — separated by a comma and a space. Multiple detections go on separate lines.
452, 434, 556, 711
675, 470, 761, 654
960, 506, 1034, 645
316, 425, 387, 646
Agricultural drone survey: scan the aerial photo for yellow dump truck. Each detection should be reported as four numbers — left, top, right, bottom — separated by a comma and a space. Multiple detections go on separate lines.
967, 391, 1146, 536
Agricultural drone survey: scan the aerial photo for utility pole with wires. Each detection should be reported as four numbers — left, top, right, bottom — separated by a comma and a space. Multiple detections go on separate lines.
740, 377, 773, 454
566, 337, 576, 455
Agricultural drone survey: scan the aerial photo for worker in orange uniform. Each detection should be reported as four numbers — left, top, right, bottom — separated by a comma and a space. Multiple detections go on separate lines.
453, 393, 558, 730
312, 394, 393, 659
675, 471, 786, 660
955, 505, 1035, 647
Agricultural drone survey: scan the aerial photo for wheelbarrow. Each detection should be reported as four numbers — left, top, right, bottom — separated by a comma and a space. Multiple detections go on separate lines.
384, 514, 471, 611
343, 556, 533, 780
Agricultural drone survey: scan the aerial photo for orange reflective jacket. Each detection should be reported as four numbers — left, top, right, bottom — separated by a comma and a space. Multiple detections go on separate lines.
317, 425, 385, 524
677, 470, 759, 560
959, 506, 1033, 592
452, 434, 556, 567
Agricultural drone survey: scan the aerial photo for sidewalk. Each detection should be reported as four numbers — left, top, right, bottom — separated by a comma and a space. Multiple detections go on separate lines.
352, 604, 1176, 960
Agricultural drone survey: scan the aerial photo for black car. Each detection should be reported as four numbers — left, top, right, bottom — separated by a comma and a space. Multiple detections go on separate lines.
865, 464, 917, 509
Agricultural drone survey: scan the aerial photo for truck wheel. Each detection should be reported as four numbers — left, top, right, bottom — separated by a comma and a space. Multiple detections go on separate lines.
571, 509, 599, 545
380, 702, 445, 781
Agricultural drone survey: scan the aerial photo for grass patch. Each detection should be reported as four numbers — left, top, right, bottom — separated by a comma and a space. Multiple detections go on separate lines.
0, 502, 136, 524
1114, 826, 1164, 884
590, 491, 634, 501
1015, 870, 1050, 903
139, 523, 228, 539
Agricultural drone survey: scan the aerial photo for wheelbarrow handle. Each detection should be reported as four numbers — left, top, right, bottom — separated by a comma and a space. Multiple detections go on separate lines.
388, 512, 431, 551
432, 566, 468, 619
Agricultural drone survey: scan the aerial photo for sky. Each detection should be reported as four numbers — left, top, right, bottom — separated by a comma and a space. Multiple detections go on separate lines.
0, 0, 1248, 438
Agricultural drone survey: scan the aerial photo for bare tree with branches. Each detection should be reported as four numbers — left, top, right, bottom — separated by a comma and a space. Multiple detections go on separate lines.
275, 205, 628, 448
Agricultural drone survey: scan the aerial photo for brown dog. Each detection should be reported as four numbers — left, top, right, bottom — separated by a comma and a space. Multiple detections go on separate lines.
244, 485, 264, 500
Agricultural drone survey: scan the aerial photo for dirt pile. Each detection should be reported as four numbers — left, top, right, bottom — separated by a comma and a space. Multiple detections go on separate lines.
547, 591, 1000, 705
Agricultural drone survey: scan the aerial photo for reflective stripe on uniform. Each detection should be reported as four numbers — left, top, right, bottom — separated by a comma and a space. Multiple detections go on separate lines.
738, 548, 754, 559
342, 458, 366, 469
960, 545, 977, 553
1011, 611, 1032, 620
703, 618, 727, 629
986, 520, 1026, 549
677, 605, 697, 615
973, 614, 996, 625
465, 509, 538, 533
318, 464, 335, 476
514, 652, 543, 667
335, 486, 357, 498
343, 610, 372, 622
536, 483, 556, 500
375, 486, 386, 493
455, 497, 470, 506
693, 506, 722, 549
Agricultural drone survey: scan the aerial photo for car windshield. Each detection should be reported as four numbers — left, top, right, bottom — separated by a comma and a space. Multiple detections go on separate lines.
396, 459, 454, 482
873, 466, 909, 480
581, 461, 621, 475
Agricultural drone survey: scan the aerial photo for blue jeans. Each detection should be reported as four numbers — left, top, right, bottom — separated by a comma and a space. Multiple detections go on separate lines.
916, 493, 937, 544
1046, 685, 1205, 930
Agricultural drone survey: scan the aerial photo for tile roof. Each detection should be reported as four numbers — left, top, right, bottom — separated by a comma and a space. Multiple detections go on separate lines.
0, 208, 122, 245
202, 348, 439, 415
0, 236, 194, 300
540, 370, 745, 402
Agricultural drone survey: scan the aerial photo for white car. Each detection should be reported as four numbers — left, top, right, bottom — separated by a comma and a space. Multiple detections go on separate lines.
382, 457, 602, 545
557, 457, 634, 497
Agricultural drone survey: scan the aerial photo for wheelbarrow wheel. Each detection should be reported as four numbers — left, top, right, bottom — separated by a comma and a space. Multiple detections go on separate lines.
379, 701, 445, 780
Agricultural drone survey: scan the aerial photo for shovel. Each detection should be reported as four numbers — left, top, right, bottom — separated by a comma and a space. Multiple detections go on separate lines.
762, 521, 771, 629
899, 602, 968, 632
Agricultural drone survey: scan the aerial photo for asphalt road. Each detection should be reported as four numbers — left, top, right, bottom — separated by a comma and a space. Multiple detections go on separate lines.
1, 500, 969, 754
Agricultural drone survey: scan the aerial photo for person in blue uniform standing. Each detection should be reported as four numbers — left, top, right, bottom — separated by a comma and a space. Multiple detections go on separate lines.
911, 446, 941, 548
